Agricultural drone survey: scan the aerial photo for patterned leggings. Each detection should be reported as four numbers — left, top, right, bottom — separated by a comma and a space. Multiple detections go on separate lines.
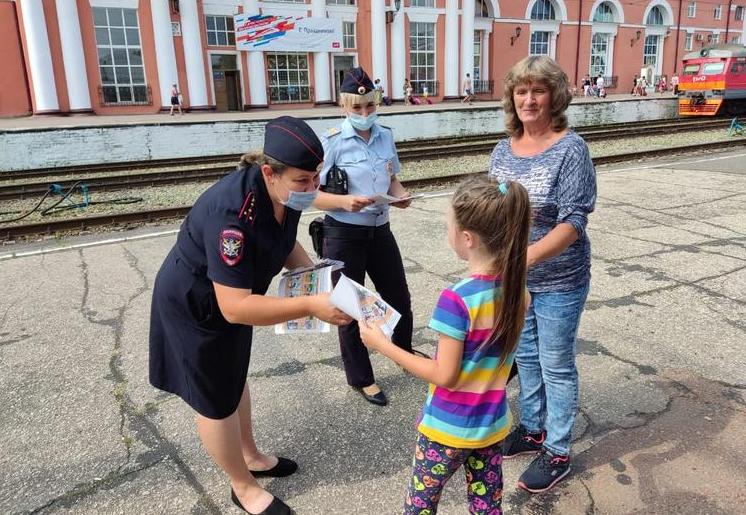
404, 433, 504, 515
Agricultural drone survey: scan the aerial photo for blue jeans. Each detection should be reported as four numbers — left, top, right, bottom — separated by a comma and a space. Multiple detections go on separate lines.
516, 283, 590, 456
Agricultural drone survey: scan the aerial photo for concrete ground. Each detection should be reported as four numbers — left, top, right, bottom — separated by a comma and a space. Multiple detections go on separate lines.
1, 148, 744, 514
0, 93, 675, 131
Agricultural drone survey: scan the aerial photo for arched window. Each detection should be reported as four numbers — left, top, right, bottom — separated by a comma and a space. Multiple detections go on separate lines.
476, 0, 490, 18
531, 0, 556, 20
646, 5, 664, 25
593, 2, 615, 23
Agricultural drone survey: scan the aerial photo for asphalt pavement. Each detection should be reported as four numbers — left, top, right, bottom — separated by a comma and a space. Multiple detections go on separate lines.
0, 149, 744, 514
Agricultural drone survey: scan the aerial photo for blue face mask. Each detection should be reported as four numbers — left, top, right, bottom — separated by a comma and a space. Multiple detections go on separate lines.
282, 189, 318, 212
348, 112, 378, 131
275, 175, 319, 211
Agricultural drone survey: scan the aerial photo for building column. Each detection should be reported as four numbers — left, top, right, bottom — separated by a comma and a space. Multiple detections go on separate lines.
179, 0, 209, 108
19, 0, 59, 113
482, 30, 490, 89
444, 0, 459, 97
311, 0, 332, 104
55, 0, 91, 112
550, 32, 558, 60
371, 0, 388, 94
243, 0, 267, 107
607, 34, 615, 78
460, 0, 475, 93
151, 0, 179, 109
390, 7, 406, 100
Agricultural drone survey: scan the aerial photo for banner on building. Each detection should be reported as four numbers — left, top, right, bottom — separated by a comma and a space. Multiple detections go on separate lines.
235, 15, 343, 52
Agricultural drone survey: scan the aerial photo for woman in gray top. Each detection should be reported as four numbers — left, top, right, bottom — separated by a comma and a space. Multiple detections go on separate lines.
488, 56, 596, 494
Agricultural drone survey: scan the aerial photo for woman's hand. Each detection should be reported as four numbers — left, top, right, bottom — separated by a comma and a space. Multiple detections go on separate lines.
390, 194, 412, 209
345, 195, 374, 212
359, 321, 390, 351
310, 294, 353, 326
388, 179, 412, 209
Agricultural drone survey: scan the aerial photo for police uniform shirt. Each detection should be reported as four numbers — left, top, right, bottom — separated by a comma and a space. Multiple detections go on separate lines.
176, 163, 300, 295
320, 118, 401, 227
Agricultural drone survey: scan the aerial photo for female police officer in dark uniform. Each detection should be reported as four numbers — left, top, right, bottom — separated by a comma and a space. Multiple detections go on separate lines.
149, 116, 351, 515
314, 68, 414, 406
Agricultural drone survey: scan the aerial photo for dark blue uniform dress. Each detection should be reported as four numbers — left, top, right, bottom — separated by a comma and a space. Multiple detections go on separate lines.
149, 164, 300, 419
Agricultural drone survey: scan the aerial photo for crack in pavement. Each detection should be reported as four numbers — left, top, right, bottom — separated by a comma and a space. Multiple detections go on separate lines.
29, 457, 168, 515
592, 229, 746, 264
598, 196, 746, 238
30, 248, 221, 514
586, 256, 746, 312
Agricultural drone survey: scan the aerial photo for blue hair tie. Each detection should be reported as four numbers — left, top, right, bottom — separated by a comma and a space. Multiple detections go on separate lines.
498, 182, 509, 195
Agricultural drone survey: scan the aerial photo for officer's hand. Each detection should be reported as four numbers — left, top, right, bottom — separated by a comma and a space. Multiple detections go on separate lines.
391, 197, 412, 209
311, 294, 353, 326
345, 195, 374, 212
359, 320, 389, 351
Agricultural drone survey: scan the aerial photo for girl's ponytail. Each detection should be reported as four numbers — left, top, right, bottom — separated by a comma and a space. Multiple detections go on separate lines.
491, 182, 531, 364
451, 177, 532, 363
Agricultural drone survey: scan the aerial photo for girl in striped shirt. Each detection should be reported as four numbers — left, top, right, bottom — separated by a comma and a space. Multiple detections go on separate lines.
360, 176, 531, 514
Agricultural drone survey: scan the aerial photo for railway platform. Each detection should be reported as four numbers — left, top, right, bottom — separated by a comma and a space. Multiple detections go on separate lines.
0, 93, 675, 131
1, 93, 678, 172
1, 149, 744, 514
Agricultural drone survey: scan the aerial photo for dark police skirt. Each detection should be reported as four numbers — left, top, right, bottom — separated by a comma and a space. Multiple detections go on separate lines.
149, 249, 253, 419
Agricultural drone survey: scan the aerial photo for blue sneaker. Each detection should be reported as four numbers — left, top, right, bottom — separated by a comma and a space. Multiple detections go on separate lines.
518, 449, 571, 493
502, 425, 546, 459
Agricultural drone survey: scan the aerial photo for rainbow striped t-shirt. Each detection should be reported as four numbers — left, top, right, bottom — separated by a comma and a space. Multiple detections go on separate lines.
417, 274, 515, 449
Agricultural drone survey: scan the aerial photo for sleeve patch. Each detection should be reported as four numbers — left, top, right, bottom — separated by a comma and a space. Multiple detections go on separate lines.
220, 228, 245, 266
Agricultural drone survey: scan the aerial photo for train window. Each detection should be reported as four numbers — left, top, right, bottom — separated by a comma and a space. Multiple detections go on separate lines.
683, 64, 700, 75
731, 63, 746, 74
702, 62, 725, 75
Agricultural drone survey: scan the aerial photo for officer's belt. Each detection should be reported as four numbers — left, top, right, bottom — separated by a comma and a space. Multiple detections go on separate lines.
323, 223, 390, 240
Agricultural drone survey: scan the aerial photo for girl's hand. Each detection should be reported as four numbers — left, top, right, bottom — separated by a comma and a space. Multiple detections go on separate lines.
310, 294, 352, 326
359, 321, 389, 351
345, 195, 374, 212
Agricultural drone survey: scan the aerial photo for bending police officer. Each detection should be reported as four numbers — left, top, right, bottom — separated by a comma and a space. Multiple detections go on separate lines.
314, 67, 415, 406
149, 116, 351, 515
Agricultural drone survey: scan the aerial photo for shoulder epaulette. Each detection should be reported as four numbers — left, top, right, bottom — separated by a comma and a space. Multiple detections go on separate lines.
324, 126, 342, 137
238, 191, 256, 225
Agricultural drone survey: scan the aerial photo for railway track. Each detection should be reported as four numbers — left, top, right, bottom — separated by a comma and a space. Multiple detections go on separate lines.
0, 117, 729, 202
2, 135, 745, 241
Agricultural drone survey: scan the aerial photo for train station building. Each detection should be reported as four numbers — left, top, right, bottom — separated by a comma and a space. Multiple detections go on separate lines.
1, 0, 745, 117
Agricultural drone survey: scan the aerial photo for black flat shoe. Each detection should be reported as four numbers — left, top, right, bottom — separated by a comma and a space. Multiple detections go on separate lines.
249, 457, 298, 478
354, 386, 388, 406
231, 489, 295, 515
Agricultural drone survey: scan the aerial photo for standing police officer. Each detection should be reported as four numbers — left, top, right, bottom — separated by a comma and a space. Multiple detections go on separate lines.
314, 67, 415, 406
149, 116, 351, 515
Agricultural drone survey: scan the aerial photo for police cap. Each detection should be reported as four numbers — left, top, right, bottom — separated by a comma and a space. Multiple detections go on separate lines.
264, 116, 324, 172
341, 67, 375, 95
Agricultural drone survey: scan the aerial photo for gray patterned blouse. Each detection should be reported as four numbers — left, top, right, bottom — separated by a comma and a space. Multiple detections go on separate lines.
489, 131, 597, 292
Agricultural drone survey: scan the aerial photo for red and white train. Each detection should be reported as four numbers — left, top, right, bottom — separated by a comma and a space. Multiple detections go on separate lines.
678, 45, 746, 116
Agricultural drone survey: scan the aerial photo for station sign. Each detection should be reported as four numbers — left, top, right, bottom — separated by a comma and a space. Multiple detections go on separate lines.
235, 15, 343, 52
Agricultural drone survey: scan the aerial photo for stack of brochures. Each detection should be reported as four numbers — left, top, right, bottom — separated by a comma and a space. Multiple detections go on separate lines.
274, 259, 344, 334
275, 263, 401, 338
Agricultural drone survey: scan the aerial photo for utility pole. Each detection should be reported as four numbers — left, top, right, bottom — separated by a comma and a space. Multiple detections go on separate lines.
725, 0, 734, 42
673, 0, 683, 74
574, 0, 583, 86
